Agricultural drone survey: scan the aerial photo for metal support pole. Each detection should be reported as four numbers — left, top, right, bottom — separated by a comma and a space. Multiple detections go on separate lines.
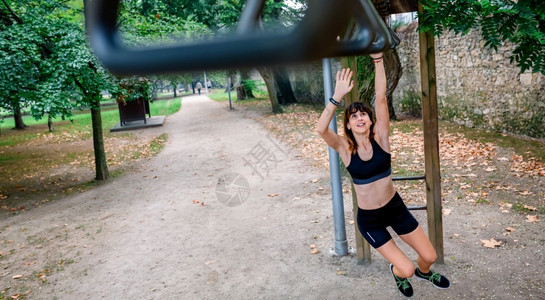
322, 58, 348, 256
227, 76, 233, 110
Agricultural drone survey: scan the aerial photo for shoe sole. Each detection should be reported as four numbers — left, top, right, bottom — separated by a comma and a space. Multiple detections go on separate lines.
414, 275, 450, 289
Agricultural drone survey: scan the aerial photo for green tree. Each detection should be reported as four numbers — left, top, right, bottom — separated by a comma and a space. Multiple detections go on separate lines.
0, 0, 114, 180
119, 0, 210, 99
122, 0, 305, 113
419, 0, 545, 75
0, 0, 42, 129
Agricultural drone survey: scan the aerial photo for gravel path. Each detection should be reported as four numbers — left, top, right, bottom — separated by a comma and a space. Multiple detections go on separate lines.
1, 95, 543, 299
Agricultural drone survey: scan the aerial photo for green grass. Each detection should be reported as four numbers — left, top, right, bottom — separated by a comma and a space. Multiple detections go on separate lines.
155, 91, 193, 99
0, 99, 180, 148
393, 119, 422, 134
512, 203, 537, 213
149, 133, 168, 153
475, 198, 490, 204
150, 99, 181, 116
392, 166, 422, 177
0, 99, 181, 131
207, 91, 237, 102
207, 89, 269, 102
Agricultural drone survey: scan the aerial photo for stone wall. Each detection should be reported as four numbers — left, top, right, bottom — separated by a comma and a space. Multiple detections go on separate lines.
394, 23, 545, 139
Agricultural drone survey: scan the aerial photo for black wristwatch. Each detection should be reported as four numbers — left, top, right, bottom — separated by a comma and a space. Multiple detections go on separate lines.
329, 97, 340, 106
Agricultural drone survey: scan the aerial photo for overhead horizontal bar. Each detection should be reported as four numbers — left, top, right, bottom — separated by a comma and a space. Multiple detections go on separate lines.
85, 0, 395, 75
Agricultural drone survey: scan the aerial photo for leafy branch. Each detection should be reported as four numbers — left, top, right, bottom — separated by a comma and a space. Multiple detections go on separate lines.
419, 0, 545, 74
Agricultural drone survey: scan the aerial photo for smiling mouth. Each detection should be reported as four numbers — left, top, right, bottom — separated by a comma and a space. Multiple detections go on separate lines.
356, 123, 365, 127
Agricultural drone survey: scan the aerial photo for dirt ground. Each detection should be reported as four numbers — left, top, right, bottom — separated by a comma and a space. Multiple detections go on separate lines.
1, 95, 544, 299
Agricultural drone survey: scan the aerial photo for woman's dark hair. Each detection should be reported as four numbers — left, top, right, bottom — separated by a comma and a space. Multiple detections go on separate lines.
343, 102, 375, 154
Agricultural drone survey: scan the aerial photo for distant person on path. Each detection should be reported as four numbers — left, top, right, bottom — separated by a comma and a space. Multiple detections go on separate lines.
316, 53, 450, 298
207, 79, 212, 89
196, 81, 203, 95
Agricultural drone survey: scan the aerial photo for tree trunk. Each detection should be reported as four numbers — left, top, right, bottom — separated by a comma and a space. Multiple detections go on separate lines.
173, 84, 177, 97
383, 48, 402, 120
48, 115, 54, 132
236, 86, 248, 100
356, 48, 402, 119
273, 68, 296, 105
13, 104, 26, 129
90, 96, 109, 180
238, 69, 255, 100
258, 67, 283, 113
236, 69, 247, 99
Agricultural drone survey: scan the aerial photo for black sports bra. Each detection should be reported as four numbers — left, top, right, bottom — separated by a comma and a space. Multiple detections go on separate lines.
346, 139, 391, 185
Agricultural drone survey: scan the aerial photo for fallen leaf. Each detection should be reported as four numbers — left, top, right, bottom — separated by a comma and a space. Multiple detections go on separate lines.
201, 202, 205, 206
519, 190, 532, 196
481, 238, 501, 248
442, 208, 452, 215
311, 179, 318, 183
454, 233, 460, 237
484, 167, 496, 172
310, 249, 320, 254
523, 205, 536, 211
349, 220, 355, 225
192, 200, 200, 203
309, 244, 317, 248
268, 193, 279, 197
505, 227, 515, 232
12, 274, 23, 279
11, 294, 20, 299
526, 215, 539, 223
336, 270, 347, 275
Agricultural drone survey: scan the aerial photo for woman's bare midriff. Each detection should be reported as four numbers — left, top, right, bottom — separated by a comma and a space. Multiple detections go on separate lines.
354, 175, 396, 209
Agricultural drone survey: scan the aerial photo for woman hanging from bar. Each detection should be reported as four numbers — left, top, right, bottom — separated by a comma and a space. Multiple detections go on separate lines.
316, 53, 450, 298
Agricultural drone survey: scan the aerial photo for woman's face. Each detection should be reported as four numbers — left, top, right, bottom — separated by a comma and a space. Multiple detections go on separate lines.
347, 110, 372, 134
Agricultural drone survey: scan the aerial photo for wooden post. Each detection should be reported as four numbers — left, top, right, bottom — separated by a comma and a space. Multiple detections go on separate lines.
341, 56, 372, 264
418, 3, 444, 264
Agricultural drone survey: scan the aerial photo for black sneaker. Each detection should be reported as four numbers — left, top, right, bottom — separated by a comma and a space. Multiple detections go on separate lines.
390, 264, 414, 298
415, 267, 451, 289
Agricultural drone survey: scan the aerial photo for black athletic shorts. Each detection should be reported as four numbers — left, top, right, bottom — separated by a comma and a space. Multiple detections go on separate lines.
356, 192, 419, 249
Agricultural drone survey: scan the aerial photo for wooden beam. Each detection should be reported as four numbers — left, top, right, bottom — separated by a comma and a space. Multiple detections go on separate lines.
418, 2, 444, 264
341, 56, 372, 264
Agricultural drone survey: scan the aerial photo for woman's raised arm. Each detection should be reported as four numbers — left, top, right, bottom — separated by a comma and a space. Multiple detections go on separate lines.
316, 68, 353, 151
370, 53, 390, 150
